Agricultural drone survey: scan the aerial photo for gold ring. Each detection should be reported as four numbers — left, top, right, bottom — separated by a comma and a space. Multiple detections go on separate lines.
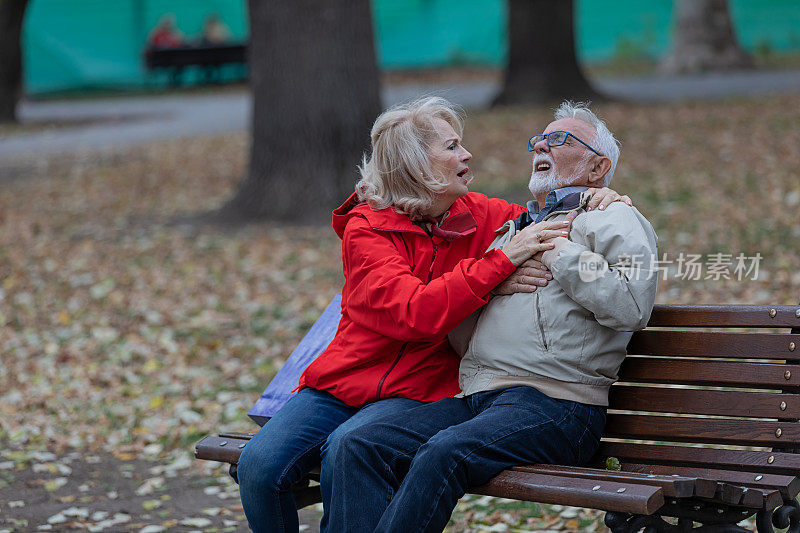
535, 232, 542, 243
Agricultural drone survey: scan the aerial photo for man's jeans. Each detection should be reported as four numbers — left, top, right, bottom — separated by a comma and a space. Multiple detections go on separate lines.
236, 387, 422, 533
329, 386, 606, 533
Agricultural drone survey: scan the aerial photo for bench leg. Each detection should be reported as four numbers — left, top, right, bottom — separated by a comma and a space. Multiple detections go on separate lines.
292, 482, 322, 510
757, 498, 800, 533
169, 67, 182, 86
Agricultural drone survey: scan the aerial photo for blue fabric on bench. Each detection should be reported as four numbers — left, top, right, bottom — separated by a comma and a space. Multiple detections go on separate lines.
248, 295, 342, 426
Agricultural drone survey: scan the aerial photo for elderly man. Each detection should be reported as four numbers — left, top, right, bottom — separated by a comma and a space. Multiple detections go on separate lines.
328, 102, 659, 533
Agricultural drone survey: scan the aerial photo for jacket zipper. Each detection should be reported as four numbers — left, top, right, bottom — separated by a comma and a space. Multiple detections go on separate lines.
428, 240, 438, 283
376, 343, 407, 401
535, 293, 549, 350
375, 237, 438, 401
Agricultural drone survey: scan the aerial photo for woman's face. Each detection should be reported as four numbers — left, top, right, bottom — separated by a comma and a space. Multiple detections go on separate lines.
428, 118, 472, 210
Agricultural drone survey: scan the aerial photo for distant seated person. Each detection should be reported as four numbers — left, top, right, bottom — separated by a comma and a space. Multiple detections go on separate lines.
201, 13, 232, 46
148, 14, 184, 49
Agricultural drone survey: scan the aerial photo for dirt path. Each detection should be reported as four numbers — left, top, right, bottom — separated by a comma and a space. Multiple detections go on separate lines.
0, 448, 321, 532
5, 68, 800, 163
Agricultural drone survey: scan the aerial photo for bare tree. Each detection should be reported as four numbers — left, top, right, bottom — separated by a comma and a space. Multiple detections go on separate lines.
220, 0, 381, 223
0, 0, 29, 123
493, 0, 598, 106
661, 0, 753, 74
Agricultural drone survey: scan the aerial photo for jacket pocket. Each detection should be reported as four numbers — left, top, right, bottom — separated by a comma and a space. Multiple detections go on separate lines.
535, 293, 549, 351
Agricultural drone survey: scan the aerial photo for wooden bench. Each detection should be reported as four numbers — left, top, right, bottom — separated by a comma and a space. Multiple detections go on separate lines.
196, 304, 800, 532
144, 43, 247, 85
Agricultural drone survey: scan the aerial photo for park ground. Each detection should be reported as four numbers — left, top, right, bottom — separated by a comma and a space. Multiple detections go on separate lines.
2, 92, 800, 531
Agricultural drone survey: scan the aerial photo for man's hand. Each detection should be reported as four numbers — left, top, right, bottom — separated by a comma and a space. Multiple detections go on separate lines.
585, 187, 632, 211
493, 259, 552, 295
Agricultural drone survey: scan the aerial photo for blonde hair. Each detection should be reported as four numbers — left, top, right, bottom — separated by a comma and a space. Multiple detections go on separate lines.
356, 97, 464, 220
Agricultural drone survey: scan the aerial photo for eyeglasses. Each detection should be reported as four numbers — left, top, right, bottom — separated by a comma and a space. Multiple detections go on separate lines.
527, 131, 603, 157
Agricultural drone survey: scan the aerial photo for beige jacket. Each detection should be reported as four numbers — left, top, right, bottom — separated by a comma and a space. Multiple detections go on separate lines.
450, 194, 658, 406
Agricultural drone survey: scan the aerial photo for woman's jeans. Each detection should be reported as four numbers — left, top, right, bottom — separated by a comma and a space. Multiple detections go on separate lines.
236, 387, 422, 533
328, 385, 607, 533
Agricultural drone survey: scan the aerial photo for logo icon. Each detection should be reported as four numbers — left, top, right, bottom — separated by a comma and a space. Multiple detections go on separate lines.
578, 251, 608, 282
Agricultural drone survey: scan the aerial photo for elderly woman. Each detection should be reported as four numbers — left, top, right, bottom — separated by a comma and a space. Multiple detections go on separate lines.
236, 97, 628, 532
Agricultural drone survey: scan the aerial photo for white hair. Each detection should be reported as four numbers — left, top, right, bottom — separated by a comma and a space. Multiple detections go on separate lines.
554, 101, 620, 185
355, 97, 464, 220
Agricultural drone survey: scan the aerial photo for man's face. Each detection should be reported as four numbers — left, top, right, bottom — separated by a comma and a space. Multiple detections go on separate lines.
528, 117, 597, 197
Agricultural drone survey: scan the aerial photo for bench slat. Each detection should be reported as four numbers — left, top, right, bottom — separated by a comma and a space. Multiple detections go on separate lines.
648, 305, 800, 328
696, 484, 780, 511
708, 482, 745, 505
751, 489, 784, 511
604, 414, 800, 447
146, 45, 247, 69
708, 484, 781, 510
619, 357, 800, 389
218, 432, 255, 440
510, 464, 707, 497
628, 331, 800, 360
195, 435, 248, 464
599, 442, 800, 475
473, 470, 664, 515
608, 385, 800, 418
195, 436, 666, 515
620, 463, 800, 499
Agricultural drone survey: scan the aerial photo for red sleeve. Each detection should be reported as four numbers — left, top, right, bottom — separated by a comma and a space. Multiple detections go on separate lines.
342, 217, 517, 342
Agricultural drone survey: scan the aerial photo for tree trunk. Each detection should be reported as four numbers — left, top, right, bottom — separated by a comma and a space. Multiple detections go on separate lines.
0, 0, 29, 123
221, 0, 381, 223
493, 0, 598, 107
661, 0, 753, 74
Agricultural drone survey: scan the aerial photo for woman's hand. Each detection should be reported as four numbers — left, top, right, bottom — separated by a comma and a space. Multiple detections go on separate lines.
585, 187, 632, 211
493, 259, 552, 295
501, 212, 577, 267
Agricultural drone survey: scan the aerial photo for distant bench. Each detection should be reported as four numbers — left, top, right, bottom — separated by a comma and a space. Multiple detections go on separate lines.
196, 302, 800, 532
144, 43, 247, 85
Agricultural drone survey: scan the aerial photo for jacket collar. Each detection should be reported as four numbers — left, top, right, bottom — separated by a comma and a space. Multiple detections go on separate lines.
503, 188, 590, 233
526, 186, 588, 216
332, 192, 477, 240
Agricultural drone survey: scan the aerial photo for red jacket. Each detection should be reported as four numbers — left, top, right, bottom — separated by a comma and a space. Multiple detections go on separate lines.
298, 192, 526, 407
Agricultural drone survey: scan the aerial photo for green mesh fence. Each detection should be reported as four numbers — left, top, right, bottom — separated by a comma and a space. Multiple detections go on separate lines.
373, 0, 506, 68
21, 0, 800, 94
576, 0, 800, 63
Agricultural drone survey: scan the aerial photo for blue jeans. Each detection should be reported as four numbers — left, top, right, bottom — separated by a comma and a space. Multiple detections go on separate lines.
236, 387, 422, 533
329, 386, 606, 533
